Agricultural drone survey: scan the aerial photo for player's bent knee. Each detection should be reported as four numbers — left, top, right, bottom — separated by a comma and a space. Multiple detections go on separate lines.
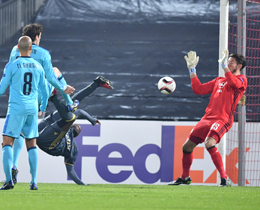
182, 139, 197, 153
204, 137, 216, 149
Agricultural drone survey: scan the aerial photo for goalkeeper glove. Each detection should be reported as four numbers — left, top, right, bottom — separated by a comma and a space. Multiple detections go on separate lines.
184, 51, 199, 74
218, 49, 229, 69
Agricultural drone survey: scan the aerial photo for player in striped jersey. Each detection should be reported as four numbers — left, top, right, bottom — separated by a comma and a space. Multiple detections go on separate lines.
168, 50, 247, 187
0, 36, 48, 190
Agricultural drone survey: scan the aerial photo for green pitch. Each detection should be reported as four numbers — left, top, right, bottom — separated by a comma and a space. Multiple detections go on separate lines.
0, 183, 259, 210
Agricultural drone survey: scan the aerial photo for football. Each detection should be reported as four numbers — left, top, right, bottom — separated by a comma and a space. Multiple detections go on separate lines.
157, 76, 176, 94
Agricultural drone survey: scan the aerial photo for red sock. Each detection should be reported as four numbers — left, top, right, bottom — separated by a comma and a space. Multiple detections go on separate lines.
181, 152, 193, 179
207, 146, 227, 179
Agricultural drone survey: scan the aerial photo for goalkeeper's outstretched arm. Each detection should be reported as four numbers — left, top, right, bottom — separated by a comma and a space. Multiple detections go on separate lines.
184, 51, 199, 79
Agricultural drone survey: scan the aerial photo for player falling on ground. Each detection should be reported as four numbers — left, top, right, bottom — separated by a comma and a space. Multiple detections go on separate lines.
168, 50, 247, 187
9, 23, 77, 111
0, 36, 49, 190
12, 76, 113, 185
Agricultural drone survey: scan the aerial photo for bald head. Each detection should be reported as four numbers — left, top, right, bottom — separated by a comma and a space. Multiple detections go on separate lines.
18, 36, 32, 52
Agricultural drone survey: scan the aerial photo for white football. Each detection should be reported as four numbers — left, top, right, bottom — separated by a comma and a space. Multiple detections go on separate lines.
158, 76, 176, 94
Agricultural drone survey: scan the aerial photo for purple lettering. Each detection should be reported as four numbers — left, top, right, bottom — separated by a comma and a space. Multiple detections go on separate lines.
72, 124, 175, 184
161, 126, 175, 181
70, 124, 100, 180
96, 143, 133, 183
134, 144, 162, 183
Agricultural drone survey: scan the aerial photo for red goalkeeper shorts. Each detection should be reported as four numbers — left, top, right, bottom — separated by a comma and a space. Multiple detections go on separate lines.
188, 117, 231, 145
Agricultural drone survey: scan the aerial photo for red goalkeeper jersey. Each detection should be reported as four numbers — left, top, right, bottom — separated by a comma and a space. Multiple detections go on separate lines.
191, 71, 247, 124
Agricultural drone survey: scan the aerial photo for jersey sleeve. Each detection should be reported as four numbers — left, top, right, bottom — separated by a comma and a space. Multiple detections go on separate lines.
41, 52, 66, 92
74, 109, 97, 125
38, 67, 49, 112
191, 76, 216, 95
0, 63, 12, 96
65, 164, 85, 185
225, 71, 247, 91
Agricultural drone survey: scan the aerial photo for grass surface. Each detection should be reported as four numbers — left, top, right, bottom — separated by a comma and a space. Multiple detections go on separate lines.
0, 183, 259, 210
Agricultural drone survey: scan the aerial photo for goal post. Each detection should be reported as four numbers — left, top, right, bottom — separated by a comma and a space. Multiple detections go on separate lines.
218, 0, 229, 185
226, 0, 260, 186
236, 0, 247, 187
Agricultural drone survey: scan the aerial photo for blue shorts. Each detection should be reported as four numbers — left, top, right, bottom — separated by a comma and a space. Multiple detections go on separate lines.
2, 114, 38, 139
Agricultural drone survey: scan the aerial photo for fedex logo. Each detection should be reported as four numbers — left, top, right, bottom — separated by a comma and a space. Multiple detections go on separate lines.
72, 125, 175, 183
71, 123, 218, 184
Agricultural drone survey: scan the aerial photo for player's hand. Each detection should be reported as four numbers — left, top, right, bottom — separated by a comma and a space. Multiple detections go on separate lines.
184, 51, 199, 74
64, 85, 75, 95
95, 120, 101, 125
218, 49, 229, 69
38, 111, 44, 117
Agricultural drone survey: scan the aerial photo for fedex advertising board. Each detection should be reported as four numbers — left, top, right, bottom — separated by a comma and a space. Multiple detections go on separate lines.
0, 119, 221, 185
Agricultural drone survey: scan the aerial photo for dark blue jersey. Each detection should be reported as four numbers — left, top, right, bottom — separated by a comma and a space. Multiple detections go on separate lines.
38, 108, 96, 132
37, 122, 78, 165
38, 111, 59, 132
37, 109, 96, 164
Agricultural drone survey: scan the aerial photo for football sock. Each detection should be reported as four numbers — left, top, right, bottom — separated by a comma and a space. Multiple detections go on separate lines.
28, 147, 38, 184
13, 135, 24, 169
2, 145, 13, 182
181, 151, 193, 179
58, 74, 73, 105
207, 146, 227, 179
72, 82, 98, 102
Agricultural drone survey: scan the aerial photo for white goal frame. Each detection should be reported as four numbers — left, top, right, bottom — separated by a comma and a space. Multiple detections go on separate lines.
218, 0, 229, 185
218, 0, 247, 186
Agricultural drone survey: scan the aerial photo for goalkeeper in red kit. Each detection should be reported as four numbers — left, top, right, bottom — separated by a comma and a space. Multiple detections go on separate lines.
168, 49, 247, 187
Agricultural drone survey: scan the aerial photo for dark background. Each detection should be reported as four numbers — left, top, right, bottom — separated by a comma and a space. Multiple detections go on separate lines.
0, 0, 220, 120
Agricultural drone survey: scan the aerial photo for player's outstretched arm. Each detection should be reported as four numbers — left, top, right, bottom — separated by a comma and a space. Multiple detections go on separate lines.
39, 67, 49, 112
74, 109, 99, 125
184, 51, 215, 95
42, 53, 68, 93
65, 164, 85, 185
